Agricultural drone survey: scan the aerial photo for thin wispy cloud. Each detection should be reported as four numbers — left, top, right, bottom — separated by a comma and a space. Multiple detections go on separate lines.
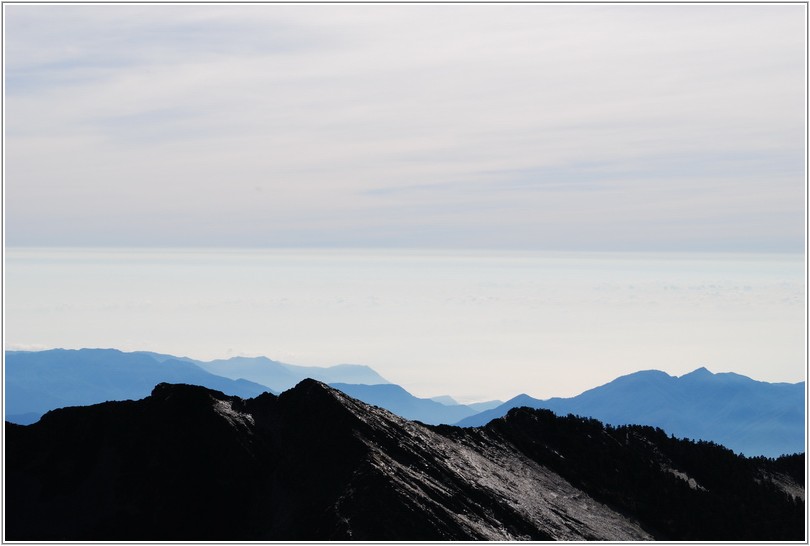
4, 4, 804, 250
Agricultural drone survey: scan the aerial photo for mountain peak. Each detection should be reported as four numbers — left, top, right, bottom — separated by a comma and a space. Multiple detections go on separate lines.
292, 377, 330, 389
6, 382, 803, 541
279, 377, 333, 401
150, 381, 230, 399
278, 378, 367, 418
148, 383, 239, 413
507, 393, 537, 404
680, 366, 713, 379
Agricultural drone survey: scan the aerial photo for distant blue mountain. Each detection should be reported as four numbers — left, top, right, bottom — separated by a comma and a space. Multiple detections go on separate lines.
328, 383, 483, 425
466, 399, 505, 412
428, 395, 503, 412
134, 351, 200, 364
5, 349, 273, 424
5, 349, 395, 425
196, 356, 391, 392
429, 395, 459, 405
455, 367, 804, 458
8, 349, 801, 458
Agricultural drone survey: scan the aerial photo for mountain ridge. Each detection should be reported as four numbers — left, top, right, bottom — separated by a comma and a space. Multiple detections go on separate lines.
4, 348, 391, 424
5, 380, 803, 541
4, 348, 271, 419
196, 355, 390, 391
327, 382, 480, 425
455, 367, 805, 457
5, 349, 804, 457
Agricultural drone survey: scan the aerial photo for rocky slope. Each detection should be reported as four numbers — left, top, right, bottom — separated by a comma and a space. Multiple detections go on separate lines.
5, 380, 804, 541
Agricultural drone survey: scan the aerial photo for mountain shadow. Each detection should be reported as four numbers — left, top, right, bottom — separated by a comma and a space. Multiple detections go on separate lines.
5, 381, 804, 541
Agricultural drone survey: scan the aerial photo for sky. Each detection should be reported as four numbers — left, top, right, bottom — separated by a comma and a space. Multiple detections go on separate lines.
2, 4, 807, 401
4, 247, 805, 402
4, 3, 806, 251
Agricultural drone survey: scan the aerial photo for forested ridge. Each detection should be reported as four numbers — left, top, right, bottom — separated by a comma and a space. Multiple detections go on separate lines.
481, 407, 804, 541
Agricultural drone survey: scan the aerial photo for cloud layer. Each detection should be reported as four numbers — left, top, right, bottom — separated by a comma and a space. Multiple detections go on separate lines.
5, 4, 805, 250
5, 247, 805, 401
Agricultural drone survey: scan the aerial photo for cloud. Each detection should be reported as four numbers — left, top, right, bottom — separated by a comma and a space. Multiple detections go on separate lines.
4, 4, 805, 250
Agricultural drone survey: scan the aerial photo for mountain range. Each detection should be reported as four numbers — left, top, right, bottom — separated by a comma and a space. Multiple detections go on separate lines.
5, 380, 803, 541
5, 348, 499, 427
4, 348, 394, 424
193, 354, 390, 391
4, 349, 805, 458
455, 367, 805, 458
4, 348, 270, 423
327, 382, 483, 425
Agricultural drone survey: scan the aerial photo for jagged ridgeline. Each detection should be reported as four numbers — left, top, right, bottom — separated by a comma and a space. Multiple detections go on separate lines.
5, 380, 804, 541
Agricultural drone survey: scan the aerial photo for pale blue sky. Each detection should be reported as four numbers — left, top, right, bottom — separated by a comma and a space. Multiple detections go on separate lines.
3, 4, 807, 399
4, 3, 806, 251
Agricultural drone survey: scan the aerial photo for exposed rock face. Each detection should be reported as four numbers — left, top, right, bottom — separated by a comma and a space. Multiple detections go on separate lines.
5, 380, 804, 541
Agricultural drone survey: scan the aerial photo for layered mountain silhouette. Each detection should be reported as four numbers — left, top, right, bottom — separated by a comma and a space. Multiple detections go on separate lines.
5, 349, 804, 458
5, 381, 804, 541
4, 348, 271, 424
327, 382, 482, 425
455, 367, 805, 458
5, 349, 389, 424
440, 397, 504, 413
195, 354, 389, 391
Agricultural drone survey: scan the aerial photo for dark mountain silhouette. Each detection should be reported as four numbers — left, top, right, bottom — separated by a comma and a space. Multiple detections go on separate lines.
456, 367, 804, 458
5, 381, 803, 541
4, 349, 272, 424
328, 382, 480, 424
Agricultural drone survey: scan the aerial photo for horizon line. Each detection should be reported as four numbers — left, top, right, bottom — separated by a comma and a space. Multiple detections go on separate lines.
4, 244, 805, 257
